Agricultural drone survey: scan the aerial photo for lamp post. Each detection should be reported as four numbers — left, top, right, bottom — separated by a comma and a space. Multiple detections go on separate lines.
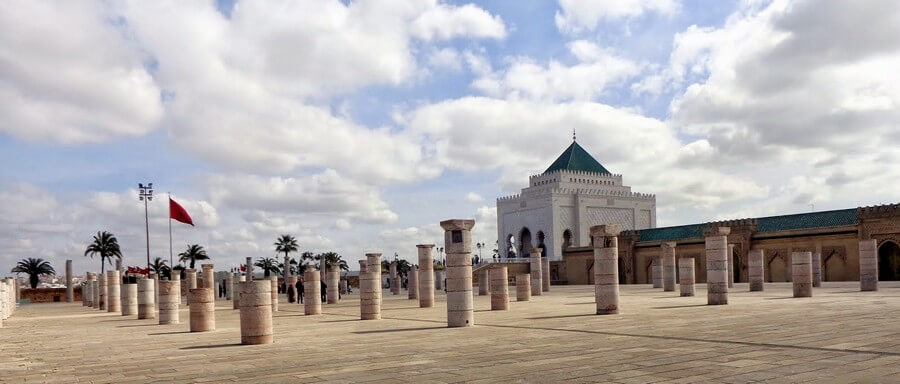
476, 242, 484, 262
138, 183, 153, 270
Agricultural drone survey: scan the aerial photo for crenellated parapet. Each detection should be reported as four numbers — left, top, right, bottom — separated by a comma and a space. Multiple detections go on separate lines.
858, 203, 900, 220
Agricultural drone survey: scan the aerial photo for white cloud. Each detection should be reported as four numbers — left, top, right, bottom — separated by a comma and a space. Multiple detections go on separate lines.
428, 48, 463, 71
410, 2, 507, 41
465, 192, 484, 202
555, 0, 681, 33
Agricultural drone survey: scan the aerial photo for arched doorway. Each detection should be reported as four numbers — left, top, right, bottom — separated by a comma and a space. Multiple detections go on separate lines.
878, 241, 900, 281
505, 234, 516, 258
768, 253, 787, 282
536, 231, 546, 257
562, 229, 572, 250
519, 228, 533, 256
618, 257, 626, 284
824, 250, 845, 281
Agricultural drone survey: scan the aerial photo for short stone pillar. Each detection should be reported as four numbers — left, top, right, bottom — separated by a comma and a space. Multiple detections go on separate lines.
245, 257, 253, 281
138, 278, 156, 319
748, 249, 764, 292
418, 245, 435, 308
390, 261, 400, 295
158, 280, 180, 324
270, 275, 279, 312
65, 260, 73, 303
186, 269, 198, 305
358, 259, 367, 275
812, 251, 822, 287
360, 253, 382, 320
662, 242, 676, 292
408, 266, 418, 300
92, 277, 100, 309
516, 274, 531, 301
122, 283, 138, 316
442, 219, 475, 328
340, 279, 348, 295
435, 270, 445, 291
189, 288, 215, 332
529, 248, 543, 296
98, 274, 107, 310
727, 244, 735, 288
792, 251, 813, 298
225, 273, 233, 300
651, 257, 662, 288
107, 270, 121, 313
239, 280, 273, 345
151, 274, 159, 316
592, 224, 621, 315
542, 257, 550, 292
288, 276, 299, 303
201, 264, 214, 290
232, 273, 244, 309
490, 266, 509, 310
303, 269, 322, 315
706, 227, 730, 305
477, 270, 489, 296
326, 267, 340, 304
678, 257, 695, 297
860, 239, 878, 291
85, 273, 94, 307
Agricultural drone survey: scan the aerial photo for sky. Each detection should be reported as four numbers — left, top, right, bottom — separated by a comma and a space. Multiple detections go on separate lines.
2, 0, 900, 276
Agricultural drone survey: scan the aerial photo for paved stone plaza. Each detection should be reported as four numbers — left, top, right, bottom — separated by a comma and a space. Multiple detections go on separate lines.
4, 282, 900, 383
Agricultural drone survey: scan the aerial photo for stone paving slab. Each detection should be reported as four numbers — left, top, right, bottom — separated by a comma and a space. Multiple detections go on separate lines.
3, 282, 900, 383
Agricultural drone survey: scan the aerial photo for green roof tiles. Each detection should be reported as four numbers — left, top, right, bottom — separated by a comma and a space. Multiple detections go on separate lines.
635, 208, 859, 242
544, 141, 611, 175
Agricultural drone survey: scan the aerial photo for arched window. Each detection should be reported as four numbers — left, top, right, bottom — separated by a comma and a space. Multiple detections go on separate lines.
519, 228, 533, 256
562, 229, 572, 250
536, 231, 547, 257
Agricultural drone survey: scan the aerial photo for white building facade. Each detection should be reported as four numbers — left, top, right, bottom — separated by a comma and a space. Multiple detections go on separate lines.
496, 141, 656, 261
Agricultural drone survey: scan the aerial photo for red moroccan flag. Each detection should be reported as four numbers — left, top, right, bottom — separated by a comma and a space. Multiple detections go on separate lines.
169, 198, 194, 226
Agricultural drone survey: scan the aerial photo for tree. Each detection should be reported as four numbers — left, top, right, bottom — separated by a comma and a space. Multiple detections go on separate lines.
285, 257, 309, 276
11, 258, 55, 289
274, 234, 299, 261
150, 257, 170, 279
84, 231, 122, 275
178, 244, 209, 269
320, 252, 349, 272
255, 257, 281, 277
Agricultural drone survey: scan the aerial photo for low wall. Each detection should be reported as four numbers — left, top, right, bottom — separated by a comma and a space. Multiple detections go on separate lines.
20, 287, 83, 303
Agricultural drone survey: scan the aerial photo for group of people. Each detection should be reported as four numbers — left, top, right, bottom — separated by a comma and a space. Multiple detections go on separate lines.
217, 277, 352, 304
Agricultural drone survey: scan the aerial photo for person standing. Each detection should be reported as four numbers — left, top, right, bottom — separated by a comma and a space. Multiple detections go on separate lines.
321, 281, 327, 303
296, 278, 304, 304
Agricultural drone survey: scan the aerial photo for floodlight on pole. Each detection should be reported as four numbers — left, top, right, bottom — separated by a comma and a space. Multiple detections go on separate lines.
138, 183, 153, 271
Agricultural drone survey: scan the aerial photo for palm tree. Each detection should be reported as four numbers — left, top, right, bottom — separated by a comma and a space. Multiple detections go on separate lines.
396, 259, 412, 278
150, 257, 170, 279
84, 231, 122, 275
178, 244, 209, 269
274, 234, 299, 261
320, 252, 349, 272
11, 258, 55, 289
255, 257, 281, 277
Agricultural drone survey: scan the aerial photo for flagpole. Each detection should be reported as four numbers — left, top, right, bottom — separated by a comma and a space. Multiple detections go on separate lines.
169, 192, 173, 267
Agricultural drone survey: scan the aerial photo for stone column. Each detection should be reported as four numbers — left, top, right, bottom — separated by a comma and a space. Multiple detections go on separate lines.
390, 261, 400, 295
225, 273, 233, 300
706, 227, 730, 305
239, 280, 273, 344
270, 275, 279, 312
408, 266, 418, 300
138, 278, 156, 319
85, 273, 94, 307
122, 283, 138, 316
651, 257, 662, 288
246, 257, 253, 281
792, 251, 813, 298
65, 260, 73, 303
326, 267, 339, 304
812, 251, 823, 288
92, 277, 100, 309
490, 266, 509, 310
529, 248, 543, 296
417, 245, 435, 308
435, 270, 445, 291
679, 257, 695, 297
442, 219, 475, 328
516, 274, 531, 301
288, 276, 298, 303
158, 280, 180, 324
82, 274, 89, 307
542, 257, 551, 292
727, 244, 735, 288
592, 225, 621, 315
340, 279, 348, 295
283, 255, 290, 291
98, 273, 107, 311
662, 242, 676, 292
151, 274, 160, 317
358, 260, 367, 274
303, 269, 322, 315
189, 288, 215, 332
232, 273, 245, 310
478, 270, 489, 296
186, 269, 198, 305
201, 264, 214, 290
360, 253, 382, 320
748, 249, 764, 292
860, 239, 878, 292
0, 281, 4, 327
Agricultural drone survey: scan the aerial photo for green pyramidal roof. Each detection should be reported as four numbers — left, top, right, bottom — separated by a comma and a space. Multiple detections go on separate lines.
543, 141, 611, 175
